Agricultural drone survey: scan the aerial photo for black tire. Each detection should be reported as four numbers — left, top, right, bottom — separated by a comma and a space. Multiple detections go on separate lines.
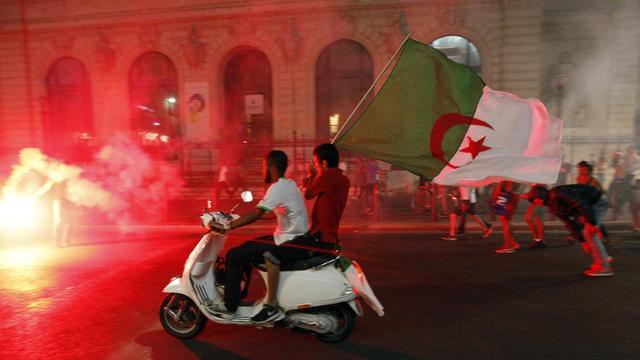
316, 303, 356, 343
159, 293, 206, 339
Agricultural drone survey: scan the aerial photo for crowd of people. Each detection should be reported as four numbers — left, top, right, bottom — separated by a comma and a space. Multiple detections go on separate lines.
432, 145, 640, 277
150, 141, 640, 325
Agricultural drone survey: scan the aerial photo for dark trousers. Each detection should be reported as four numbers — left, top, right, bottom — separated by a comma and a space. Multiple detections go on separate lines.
454, 201, 489, 234
223, 235, 315, 312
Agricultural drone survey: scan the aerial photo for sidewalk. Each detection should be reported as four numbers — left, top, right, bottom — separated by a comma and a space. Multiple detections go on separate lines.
85, 194, 637, 234
75, 217, 634, 234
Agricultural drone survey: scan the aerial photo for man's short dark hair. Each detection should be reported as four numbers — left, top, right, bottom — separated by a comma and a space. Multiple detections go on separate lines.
266, 150, 288, 176
313, 143, 340, 168
577, 160, 593, 173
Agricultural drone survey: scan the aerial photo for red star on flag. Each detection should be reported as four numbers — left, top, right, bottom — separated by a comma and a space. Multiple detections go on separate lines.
460, 136, 491, 159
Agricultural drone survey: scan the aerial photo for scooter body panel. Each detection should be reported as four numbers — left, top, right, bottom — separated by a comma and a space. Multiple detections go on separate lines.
162, 277, 187, 296
259, 266, 356, 311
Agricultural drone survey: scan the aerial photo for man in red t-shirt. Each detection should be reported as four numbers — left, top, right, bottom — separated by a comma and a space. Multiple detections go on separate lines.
304, 143, 350, 245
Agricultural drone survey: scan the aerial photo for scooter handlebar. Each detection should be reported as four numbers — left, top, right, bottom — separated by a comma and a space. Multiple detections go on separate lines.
200, 211, 240, 229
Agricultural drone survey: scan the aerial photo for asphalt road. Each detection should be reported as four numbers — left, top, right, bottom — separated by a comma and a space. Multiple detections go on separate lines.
1, 227, 639, 359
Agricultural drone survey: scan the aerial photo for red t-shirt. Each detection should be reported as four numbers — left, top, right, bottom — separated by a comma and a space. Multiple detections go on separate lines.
305, 168, 350, 244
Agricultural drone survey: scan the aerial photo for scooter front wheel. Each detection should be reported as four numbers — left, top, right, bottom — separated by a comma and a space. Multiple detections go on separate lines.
159, 293, 206, 339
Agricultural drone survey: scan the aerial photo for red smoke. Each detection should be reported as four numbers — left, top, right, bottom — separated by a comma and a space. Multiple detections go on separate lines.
83, 134, 184, 225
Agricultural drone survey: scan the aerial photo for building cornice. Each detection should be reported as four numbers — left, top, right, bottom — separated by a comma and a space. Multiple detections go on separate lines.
1, 0, 498, 34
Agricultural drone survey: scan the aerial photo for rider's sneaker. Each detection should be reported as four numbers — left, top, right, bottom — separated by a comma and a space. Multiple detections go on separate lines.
251, 304, 284, 324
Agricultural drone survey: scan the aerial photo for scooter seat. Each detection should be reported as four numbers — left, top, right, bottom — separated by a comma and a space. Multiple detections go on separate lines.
281, 254, 337, 271
255, 254, 337, 271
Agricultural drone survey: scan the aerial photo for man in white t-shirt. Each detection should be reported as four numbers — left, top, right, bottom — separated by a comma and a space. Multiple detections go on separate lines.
208, 150, 309, 323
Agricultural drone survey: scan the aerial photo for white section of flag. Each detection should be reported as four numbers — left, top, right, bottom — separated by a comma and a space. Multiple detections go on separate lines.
432, 86, 563, 186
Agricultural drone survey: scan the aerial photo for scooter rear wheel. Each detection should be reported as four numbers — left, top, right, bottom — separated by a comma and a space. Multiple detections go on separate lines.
316, 303, 356, 343
159, 293, 206, 339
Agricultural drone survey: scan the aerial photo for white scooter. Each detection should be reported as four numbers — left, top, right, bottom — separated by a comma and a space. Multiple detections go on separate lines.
159, 192, 384, 342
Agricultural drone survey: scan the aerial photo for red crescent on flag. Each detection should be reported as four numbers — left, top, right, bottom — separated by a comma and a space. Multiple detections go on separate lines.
430, 113, 494, 169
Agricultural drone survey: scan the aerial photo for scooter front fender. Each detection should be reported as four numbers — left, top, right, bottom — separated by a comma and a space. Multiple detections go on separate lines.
162, 276, 189, 297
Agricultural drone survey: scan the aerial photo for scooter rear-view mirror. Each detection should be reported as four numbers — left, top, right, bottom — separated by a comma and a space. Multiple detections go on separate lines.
241, 191, 253, 203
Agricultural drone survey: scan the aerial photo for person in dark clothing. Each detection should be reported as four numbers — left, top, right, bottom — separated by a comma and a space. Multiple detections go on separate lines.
575, 160, 609, 242
303, 143, 350, 245
441, 187, 492, 241
524, 184, 547, 249
527, 184, 613, 277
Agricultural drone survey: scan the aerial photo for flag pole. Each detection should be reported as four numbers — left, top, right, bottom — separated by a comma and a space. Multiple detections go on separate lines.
331, 33, 412, 144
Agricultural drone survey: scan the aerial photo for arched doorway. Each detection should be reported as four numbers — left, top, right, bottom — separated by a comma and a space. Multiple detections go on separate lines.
315, 39, 373, 142
223, 48, 273, 146
129, 52, 179, 147
45, 57, 94, 161
431, 35, 482, 74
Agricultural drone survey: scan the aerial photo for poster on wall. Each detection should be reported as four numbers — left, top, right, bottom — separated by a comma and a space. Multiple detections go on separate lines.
185, 82, 210, 142
244, 94, 264, 115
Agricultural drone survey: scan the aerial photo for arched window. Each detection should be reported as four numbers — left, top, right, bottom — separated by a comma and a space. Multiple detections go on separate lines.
431, 35, 482, 74
224, 48, 273, 145
45, 57, 94, 160
315, 40, 373, 142
129, 52, 179, 144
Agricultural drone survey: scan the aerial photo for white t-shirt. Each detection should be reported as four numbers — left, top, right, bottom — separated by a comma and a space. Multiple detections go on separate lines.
459, 187, 477, 203
257, 178, 309, 245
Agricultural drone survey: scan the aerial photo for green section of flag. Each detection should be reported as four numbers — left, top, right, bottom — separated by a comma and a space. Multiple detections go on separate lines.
338, 255, 352, 271
334, 38, 486, 179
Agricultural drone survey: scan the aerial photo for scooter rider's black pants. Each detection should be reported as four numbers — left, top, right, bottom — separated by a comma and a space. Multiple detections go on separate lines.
224, 234, 312, 312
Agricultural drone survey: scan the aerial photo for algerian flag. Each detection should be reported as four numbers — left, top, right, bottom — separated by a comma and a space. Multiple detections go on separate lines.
333, 38, 562, 186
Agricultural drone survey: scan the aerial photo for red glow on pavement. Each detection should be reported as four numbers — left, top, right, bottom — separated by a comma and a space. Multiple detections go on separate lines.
1, 247, 47, 267
1, 247, 55, 312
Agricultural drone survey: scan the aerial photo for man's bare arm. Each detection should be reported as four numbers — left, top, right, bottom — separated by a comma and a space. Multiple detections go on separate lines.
229, 207, 266, 230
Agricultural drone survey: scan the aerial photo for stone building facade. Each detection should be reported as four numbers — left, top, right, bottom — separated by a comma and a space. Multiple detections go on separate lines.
1, 0, 638, 181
